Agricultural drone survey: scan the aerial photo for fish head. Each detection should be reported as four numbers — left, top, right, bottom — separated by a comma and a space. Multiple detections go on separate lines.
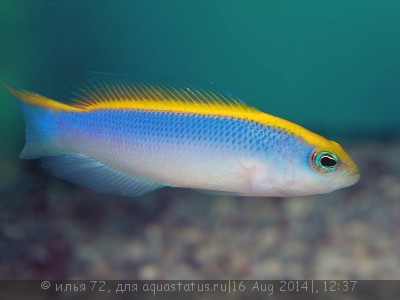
281, 138, 360, 196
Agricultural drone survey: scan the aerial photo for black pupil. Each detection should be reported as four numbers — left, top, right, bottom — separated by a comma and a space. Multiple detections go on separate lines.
320, 155, 337, 167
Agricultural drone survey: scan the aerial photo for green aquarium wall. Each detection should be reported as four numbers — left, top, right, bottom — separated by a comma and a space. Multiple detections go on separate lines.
2, 0, 400, 157
1, 0, 400, 287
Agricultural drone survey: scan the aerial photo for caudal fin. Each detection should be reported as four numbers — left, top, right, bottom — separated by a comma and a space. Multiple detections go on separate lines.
5, 85, 78, 159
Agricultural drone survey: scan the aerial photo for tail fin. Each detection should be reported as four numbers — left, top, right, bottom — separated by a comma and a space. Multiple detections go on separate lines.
5, 85, 79, 159
18, 100, 54, 159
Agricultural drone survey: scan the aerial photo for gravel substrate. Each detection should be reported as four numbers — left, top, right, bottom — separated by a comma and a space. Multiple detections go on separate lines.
0, 139, 400, 280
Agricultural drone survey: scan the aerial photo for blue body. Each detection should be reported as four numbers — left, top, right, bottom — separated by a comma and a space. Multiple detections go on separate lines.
55, 109, 311, 159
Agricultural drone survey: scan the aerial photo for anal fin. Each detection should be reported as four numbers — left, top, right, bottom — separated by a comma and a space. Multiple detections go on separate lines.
42, 154, 163, 197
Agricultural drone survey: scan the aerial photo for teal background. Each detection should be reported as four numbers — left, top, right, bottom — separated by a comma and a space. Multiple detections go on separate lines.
1, 0, 400, 282
2, 0, 400, 161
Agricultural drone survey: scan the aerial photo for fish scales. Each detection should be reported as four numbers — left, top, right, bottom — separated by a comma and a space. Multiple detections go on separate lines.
52, 109, 309, 193
5, 73, 359, 197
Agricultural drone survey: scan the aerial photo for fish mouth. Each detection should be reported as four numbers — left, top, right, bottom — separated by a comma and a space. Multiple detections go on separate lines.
339, 160, 360, 185
350, 172, 360, 184
344, 169, 360, 186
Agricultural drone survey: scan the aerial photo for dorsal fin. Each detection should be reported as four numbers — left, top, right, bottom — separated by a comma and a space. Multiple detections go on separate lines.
71, 72, 260, 114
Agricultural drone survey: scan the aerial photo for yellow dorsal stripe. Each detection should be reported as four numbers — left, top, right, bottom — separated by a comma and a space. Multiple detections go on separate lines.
71, 73, 256, 113
69, 73, 327, 146
5, 73, 328, 147
6, 85, 82, 112
73, 98, 326, 147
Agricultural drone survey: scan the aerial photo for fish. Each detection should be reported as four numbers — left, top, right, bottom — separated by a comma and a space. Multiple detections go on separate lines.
6, 73, 360, 197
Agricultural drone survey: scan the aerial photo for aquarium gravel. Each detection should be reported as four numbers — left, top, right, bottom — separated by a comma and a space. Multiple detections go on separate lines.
0, 139, 399, 280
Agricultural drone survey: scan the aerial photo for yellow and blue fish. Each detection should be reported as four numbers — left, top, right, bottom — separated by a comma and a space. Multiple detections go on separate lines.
6, 73, 359, 197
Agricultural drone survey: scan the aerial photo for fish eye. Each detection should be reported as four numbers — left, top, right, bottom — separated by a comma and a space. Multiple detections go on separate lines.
311, 151, 339, 172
